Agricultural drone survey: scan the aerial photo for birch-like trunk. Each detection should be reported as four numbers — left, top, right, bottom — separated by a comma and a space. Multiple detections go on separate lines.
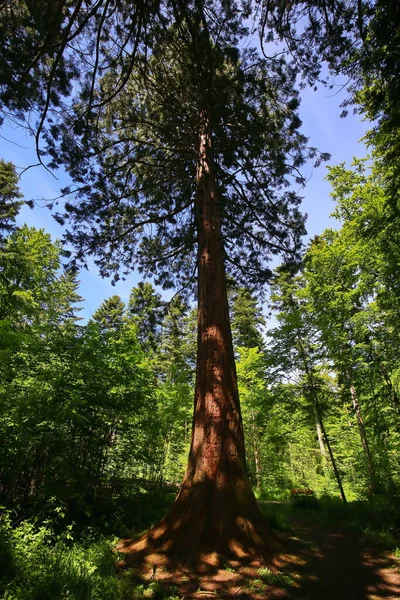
316, 420, 326, 457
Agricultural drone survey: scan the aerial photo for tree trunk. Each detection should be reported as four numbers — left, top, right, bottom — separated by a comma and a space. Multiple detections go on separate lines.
119, 113, 275, 567
379, 361, 400, 419
316, 420, 326, 457
349, 379, 376, 493
295, 335, 346, 503
314, 402, 347, 504
364, 334, 400, 419
251, 408, 262, 489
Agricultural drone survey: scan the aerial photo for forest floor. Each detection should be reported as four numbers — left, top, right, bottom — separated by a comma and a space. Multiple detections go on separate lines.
277, 505, 400, 600
121, 501, 400, 600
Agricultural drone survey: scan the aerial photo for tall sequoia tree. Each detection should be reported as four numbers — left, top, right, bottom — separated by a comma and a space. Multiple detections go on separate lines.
0, 1, 329, 566
34, 1, 318, 564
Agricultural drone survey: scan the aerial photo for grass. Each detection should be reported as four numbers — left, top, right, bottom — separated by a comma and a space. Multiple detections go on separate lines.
223, 564, 236, 573
257, 567, 294, 588
118, 575, 180, 600
259, 501, 294, 533
363, 526, 400, 550
247, 569, 293, 594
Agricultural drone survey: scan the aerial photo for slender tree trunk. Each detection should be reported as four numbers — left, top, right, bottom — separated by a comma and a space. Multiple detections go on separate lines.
348, 378, 376, 493
251, 409, 261, 489
314, 401, 347, 503
316, 420, 326, 457
295, 336, 346, 503
119, 112, 275, 566
160, 433, 171, 483
379, 361, 400, 418
364, 334, 400, 418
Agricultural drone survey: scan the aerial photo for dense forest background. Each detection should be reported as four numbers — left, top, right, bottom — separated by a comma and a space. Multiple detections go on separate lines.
2, 148, 400, 598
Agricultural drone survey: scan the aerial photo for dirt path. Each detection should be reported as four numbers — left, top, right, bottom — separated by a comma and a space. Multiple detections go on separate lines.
123, 507, 400, 599
280, 515, 400, 600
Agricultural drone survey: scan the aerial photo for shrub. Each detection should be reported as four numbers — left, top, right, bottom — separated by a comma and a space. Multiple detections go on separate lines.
0, 514, 120, 600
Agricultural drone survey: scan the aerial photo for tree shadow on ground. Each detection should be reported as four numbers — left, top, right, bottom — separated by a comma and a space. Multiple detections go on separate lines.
117, 506, 400, 599
279, 517, 400, 600
118, 556, 292, 600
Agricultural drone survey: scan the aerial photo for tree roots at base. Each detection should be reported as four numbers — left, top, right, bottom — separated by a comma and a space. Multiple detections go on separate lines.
117, 483, 283, 570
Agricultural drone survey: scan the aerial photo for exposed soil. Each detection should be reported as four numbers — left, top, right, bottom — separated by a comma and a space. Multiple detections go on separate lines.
120, 504, 400, 599
284, 514, 400, 600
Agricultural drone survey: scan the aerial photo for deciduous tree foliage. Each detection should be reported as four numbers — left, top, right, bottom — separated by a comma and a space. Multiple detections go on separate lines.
269, 270, 347, 502
0, 238, 162, 521
304, 231, 381, 493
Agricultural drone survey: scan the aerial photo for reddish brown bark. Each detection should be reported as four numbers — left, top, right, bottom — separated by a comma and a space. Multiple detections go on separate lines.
118, 114, 276, 567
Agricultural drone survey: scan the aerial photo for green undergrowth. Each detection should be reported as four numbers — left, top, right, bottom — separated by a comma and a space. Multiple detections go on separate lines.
0, 490, 174, 600
47, 487, 175, 539
0, 519, 179, 600
2, 491, 400, 600
258, 502, 294, 533
0, 514, 120, 600
248, 568, 293, 595
260, 494, 400, 553
0, 506, 183, 600
118, 574, 180, 600
257, 567, 293, 588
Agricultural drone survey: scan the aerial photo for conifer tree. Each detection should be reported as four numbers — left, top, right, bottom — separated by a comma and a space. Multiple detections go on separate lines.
47, 2, 315, 564
0, 160, 23, 244
128, 283, 165, 352
0, 1, 322, 564
92, 295, 126, 334
230, 287, 266, 351
260, 1, 400, 195
0, 0, 328, 564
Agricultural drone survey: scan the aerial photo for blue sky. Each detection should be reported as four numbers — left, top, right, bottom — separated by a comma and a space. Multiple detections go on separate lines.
298, 82, 368, 236
0, 75, 369, 321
